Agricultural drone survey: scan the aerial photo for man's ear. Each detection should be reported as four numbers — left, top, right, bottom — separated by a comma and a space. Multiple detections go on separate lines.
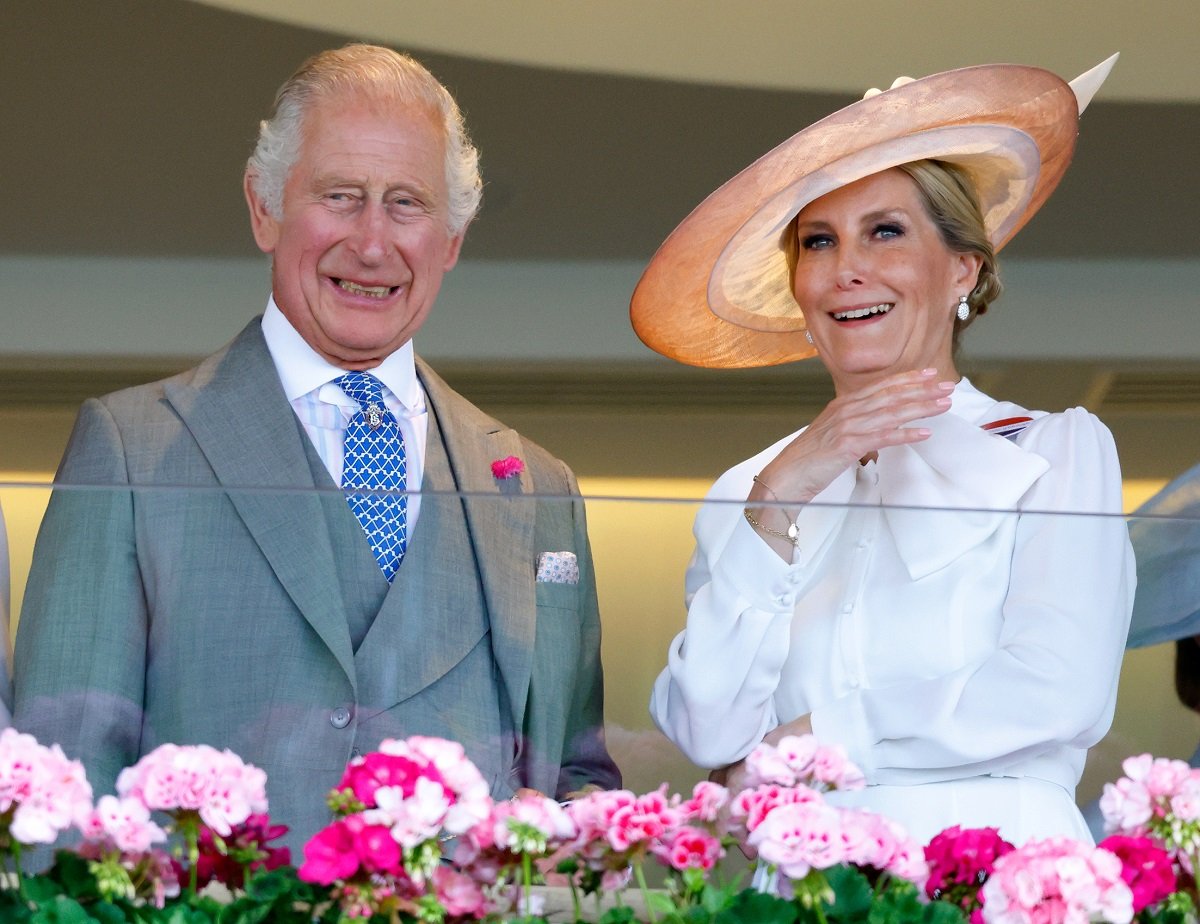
443, 229, 466, 272
244, 171, 280, 254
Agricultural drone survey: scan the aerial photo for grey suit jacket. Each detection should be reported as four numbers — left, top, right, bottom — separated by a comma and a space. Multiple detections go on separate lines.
13, 319, 619, 847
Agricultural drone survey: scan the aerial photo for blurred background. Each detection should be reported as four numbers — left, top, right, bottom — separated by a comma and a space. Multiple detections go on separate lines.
1, 0, 1198, 806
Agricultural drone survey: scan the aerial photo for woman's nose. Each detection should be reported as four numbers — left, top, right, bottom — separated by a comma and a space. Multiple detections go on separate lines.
835, 244, 866, 288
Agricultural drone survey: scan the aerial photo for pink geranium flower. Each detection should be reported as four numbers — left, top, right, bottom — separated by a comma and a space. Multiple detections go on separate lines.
747, 800, 845, 880
741, 735, 866, 794
116, 743, 267, 837
606, 785, 681, 853
0, 727, 93, 846
677, 780, 731, 828
979, 837, 1133, 924
80, 794, 167, 855
652, 825, 723, 872
433, 866, 488, 918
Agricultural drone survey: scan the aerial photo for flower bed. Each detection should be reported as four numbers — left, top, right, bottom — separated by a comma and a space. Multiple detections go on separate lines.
0, 727, 1195, 923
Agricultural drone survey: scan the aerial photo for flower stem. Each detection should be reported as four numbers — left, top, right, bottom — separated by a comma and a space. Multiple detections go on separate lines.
568, 874, 583, 923
11, 841, 28, 907
522, 850, 534, 916
635, 860, 658, 924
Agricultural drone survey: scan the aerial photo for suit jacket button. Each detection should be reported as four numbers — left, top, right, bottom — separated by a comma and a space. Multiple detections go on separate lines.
330, 706, 352, 729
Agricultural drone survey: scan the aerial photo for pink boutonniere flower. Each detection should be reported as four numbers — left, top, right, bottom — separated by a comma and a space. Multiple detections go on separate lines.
491, 456, 524, 480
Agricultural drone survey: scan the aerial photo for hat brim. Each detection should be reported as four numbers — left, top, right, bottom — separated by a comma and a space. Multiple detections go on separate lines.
630, 64, 1079, 369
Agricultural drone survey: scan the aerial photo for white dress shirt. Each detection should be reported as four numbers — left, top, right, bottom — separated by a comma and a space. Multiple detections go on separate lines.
650, 379, 1135, 844
260, 298, 428, 529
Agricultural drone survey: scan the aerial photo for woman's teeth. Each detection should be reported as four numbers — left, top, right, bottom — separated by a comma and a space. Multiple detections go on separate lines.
833, 303, 892, 321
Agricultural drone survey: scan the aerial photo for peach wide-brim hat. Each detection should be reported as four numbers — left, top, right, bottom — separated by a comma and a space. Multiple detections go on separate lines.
630, 56, 1118, 369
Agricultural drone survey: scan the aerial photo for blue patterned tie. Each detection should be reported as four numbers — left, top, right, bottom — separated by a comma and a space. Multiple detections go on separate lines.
336, 372, 408, 581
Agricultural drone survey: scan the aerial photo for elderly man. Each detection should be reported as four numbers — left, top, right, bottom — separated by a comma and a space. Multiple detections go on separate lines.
14, 45, 619, 847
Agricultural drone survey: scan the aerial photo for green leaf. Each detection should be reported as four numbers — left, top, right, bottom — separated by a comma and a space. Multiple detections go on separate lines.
28, 895, 98, 924
598, 905, 638, 924
922, 901, 970, 923
643, 892, 681, 912
823, 866, 873, 918
714, 889, 797, 924
52, 853, 100, 901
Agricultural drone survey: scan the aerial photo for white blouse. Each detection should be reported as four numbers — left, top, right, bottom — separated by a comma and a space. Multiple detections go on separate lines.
650, 379, 1134, 806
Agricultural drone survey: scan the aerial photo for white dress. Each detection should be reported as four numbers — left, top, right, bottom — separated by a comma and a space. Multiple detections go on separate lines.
650, 379, 1134, 845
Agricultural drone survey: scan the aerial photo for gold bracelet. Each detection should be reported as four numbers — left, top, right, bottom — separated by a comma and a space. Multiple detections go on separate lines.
743, 507, 800, 546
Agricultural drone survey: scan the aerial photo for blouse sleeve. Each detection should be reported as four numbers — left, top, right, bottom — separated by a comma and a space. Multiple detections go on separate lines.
648, 454, 857, 768
809, 408, 1135, 783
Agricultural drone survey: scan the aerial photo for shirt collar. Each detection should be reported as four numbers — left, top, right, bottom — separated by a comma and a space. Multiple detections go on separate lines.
260, 296, 422, 409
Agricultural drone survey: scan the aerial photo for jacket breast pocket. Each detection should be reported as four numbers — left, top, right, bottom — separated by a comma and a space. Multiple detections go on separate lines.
535, 580, 579, 613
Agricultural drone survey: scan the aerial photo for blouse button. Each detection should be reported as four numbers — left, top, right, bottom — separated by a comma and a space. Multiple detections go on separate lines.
841, 603, 853, 614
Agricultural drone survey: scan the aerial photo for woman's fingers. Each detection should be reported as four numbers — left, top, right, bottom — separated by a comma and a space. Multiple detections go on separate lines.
754, 370, 957, 502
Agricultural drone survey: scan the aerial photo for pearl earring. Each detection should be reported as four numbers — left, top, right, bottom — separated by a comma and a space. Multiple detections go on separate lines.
804, 330, 814, 346
956, 295, 970, 321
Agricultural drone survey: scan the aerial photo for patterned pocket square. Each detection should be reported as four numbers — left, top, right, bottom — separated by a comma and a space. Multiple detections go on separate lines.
536, 551, 579, 585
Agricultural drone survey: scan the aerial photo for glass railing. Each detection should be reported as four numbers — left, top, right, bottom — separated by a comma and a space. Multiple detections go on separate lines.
0, 478, 1194, 853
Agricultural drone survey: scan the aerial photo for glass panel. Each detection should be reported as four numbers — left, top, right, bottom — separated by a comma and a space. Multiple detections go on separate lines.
0, 478, 1197, 849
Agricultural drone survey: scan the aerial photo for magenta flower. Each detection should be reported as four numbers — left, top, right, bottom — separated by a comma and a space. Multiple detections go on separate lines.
299, 817, 362, 885
338, 752, 441, 809
1098, 834, 1177, 913
491, 456, 524, 479
924, 824, 1014, 918
353, 821, 403, 875
194, 813, 290, 889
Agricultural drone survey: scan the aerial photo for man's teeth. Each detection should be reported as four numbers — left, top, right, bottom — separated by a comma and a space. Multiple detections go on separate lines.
338, 280, 392, 298
833, 303, 892, 321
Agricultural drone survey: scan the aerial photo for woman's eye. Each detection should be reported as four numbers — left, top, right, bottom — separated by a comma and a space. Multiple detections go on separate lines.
801, 234, 834, 250
874, 222, 904, 239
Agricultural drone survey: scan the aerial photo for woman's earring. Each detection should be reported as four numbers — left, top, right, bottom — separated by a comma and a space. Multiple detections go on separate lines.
956, 294, 970, 321
804, 330, 815, 345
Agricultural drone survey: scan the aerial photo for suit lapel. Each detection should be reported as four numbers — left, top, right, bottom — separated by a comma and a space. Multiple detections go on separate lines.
163, 321, 355, 686
417, 359, 536, 726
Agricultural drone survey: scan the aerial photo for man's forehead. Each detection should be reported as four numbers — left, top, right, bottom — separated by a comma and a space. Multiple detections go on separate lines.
303, 91, 442, 140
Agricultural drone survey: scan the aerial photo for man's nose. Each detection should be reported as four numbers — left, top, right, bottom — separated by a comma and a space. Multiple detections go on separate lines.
349, 203, 389, 263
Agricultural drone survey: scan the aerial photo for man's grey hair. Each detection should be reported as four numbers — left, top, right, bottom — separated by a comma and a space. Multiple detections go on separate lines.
247, 44, 482, 235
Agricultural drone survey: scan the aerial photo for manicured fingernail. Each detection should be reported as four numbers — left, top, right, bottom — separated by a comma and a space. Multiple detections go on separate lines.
920, 368, 937, 376
936, 396, 952, 406
938, 381, 955, 391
